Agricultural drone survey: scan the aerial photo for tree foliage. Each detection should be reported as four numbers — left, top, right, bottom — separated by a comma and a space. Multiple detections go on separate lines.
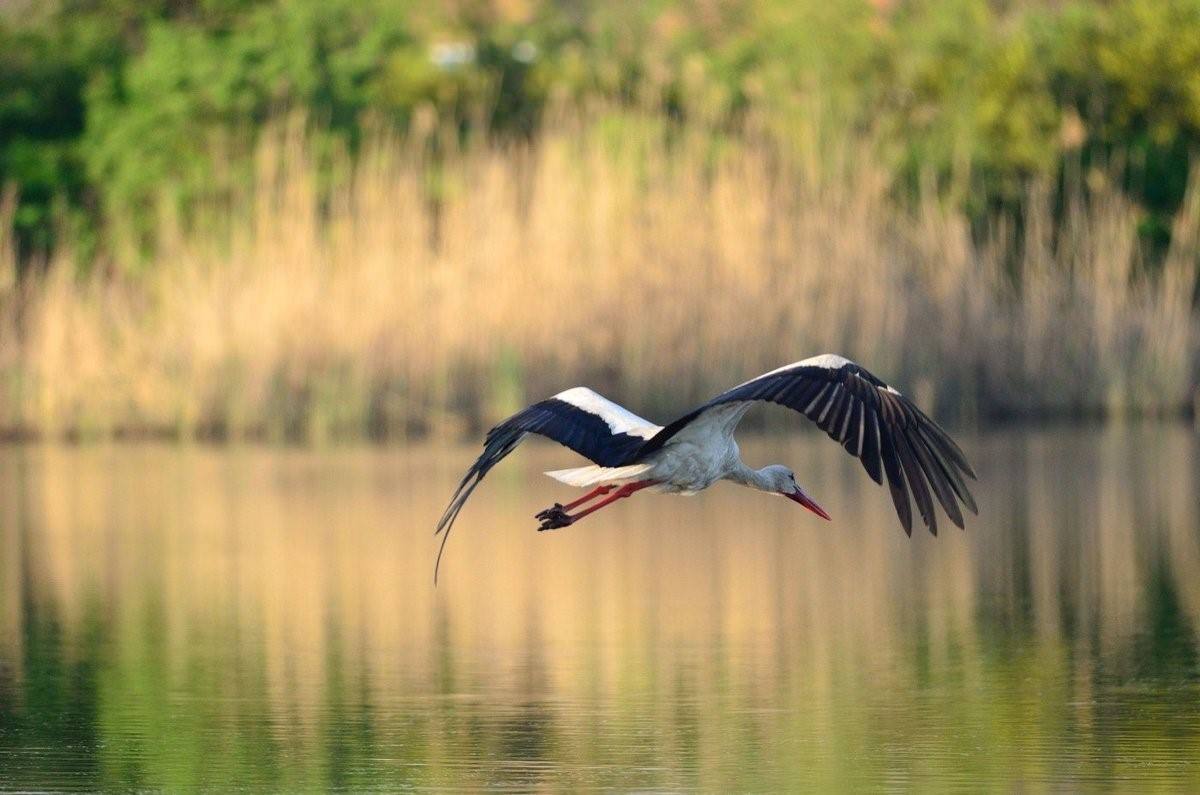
2, 0, 1200, 259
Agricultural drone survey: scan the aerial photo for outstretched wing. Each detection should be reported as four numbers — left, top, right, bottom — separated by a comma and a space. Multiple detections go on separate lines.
638, 354, 977, 536
434, 387, 660, 582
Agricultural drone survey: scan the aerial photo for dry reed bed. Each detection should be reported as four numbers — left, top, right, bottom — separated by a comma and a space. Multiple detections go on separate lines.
0, 118, 1195, 441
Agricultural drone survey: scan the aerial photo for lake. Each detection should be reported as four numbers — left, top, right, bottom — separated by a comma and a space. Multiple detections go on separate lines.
0, 426, 1198, 791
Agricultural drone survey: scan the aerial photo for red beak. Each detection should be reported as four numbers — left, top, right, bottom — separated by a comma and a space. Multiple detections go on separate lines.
786, 490, 831, 521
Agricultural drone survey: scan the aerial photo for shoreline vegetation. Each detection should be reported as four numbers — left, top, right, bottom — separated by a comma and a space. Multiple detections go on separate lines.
3, 1, 1200, 443
0, 112, 1196, 444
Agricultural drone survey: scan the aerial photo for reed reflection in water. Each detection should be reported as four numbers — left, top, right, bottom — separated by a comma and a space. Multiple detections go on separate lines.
0, 426, 1198, 790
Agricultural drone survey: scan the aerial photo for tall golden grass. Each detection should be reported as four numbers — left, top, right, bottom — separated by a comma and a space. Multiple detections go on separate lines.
0, 113, 1196, 441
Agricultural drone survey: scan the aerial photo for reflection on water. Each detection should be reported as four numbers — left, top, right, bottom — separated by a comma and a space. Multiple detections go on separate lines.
0, 427, 1198, 790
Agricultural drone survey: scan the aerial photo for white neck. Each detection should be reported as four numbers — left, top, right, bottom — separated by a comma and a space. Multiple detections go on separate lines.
726, 460, 777, 492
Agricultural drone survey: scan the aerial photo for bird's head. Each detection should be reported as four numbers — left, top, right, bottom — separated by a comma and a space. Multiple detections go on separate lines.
761, 464, 831, 521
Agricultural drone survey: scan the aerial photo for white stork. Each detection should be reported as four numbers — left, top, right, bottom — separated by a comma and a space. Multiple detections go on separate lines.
435, 354, 977, 581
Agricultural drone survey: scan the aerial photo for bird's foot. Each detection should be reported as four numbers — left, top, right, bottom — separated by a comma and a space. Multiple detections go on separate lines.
535, 503, 565, 521
537, 505, 574, 531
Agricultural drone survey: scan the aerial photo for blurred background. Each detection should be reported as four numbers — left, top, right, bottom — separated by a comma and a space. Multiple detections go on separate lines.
1, 0, 1199, 791
0, 0, 1197, 439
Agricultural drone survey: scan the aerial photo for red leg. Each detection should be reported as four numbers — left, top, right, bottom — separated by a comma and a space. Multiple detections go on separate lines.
535, 485, 615, 521
561, 485, 615, 511
564, 480, 656, 523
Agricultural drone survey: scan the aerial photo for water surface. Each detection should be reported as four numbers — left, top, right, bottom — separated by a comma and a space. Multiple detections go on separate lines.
1, 427, 1198, 790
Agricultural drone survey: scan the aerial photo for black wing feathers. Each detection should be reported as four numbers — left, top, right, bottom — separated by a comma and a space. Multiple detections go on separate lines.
639, 359, 976, 536
484, 399, 647, 467
876, 418, 914, 535
434, 396, 649, 583
436, 358, 978, 581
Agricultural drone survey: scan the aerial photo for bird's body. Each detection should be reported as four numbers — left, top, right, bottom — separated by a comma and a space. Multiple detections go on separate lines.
435, 354, 977, 581
547, 403, 751, 494
645, 403, 752, 493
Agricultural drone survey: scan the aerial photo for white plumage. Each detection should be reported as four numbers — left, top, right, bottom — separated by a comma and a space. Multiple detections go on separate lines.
434, 354, 978, 582
545, 462, 653, 488
551, 387, 661, 439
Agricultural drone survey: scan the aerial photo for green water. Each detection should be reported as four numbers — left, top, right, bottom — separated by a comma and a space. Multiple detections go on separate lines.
0, 427, 1198, 791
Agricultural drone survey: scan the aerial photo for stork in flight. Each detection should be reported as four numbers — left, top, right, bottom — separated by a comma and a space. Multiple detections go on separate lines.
435, 354, 977, 581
